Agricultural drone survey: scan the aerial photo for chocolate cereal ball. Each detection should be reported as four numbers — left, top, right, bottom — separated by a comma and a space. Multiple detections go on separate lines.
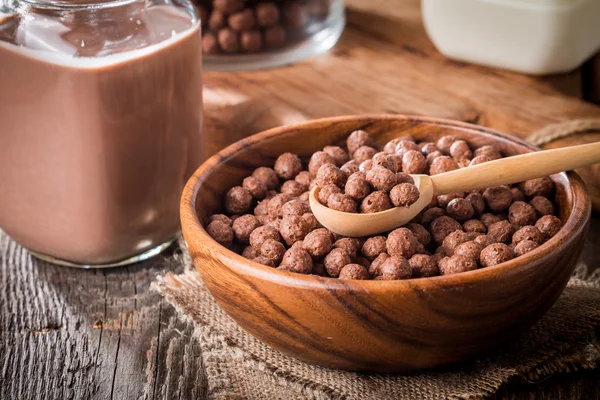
521, 177, 554, 198
361, 236, 387, 260
430, 216, 463, 245
252, 167, 279, 190
232, 214, 261, 243
267, 193, 294, 217
487, 220, 514, 243
354, 255, 371, 269
308, 151, 335, 176
436, 135, 457, 154
323, 146, 349, 166
255, 2, 280, 26
372, 153, 398, 172
437, 192, 464, 209
249, 225, 280, 249
514, 239, 539, 257
206, 220, 234, 247
340, 160, 359, 176
333, 238, 361, 259
274, 152, 303, 180
454, 241, 483, 261
511, 187, 526, 202
508, 201, 538, 227
366, 166, 397, 191
469, 155, 492, 166
376, 256, 412, 280
202, 32, 219, 54
480, 213, 504, 228
480, 243, 514, 267
402, 150, 427, 174
264, 25, 287, 48
387, 228, 418, 258
383, 138, 402, 154
294, 171, 312, 188
213, 0, 244, 13
279, 248, 313, 274
446, 198, 475, 221
394, 140, 420, 158
302, 213, 321, 231
440, 255, 478, 275
281, 180, 306, 197
360, 191, 392, 213
406, 222, 431, 246
316, 163, 346, 188
426, 151, 444, 167
328, 193, 358, 213
368, 253, 389, 277
243, 176, 268, 199
409, 254, 438, 277
280, 214, 309, 246
242, 246, 260, 260
353, 145, 377, 164
209, 10, 226, 30
512, 225, 544, 245
474, 234, 495, 249
420, 142, 439, 155
324, 248, 352, 277
345, 172, 371, 200
318, 183, 342, 205
389, 183, 419, 207
466, 192, 485, 216
422, 207, 446, 226
483, 185, 513, 212
254, 256, 276, 267
260, 239, 286, 263
281, 199, 308, 216
254, 200, 270, 216
530, 196, 555, 217
449, 140, 472, 160
535, 215, 562, 239
209, 214, 232, 226
359, 159, 373, 173
440, 230, 467, 255
225, 186, 253, 214
302, 228, 333, 258
395, 173, 415, 185
429, 156, 459, 175
218, 28, 239, 53
347, 130, 373, 155
473, 145, 502, 160
463, 219, 487, 233
229, 8, 256, 31
339, 264, 370, 280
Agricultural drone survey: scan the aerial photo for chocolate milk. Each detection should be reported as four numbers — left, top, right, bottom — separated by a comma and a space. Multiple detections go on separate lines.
0, 5, 203, 265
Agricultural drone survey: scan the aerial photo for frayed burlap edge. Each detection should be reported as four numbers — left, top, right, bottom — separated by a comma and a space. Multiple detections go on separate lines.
152, 240, 600, 400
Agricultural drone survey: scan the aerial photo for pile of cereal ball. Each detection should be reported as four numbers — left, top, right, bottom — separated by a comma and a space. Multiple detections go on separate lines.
206, 130, 562, 280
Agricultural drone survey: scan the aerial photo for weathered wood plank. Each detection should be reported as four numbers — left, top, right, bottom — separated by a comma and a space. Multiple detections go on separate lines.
0, 235, 206, 400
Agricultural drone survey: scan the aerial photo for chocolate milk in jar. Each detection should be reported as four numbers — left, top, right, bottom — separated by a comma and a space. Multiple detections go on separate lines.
0, 0, 203, 267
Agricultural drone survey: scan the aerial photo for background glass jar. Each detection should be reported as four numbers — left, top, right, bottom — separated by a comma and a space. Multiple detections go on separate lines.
195, 0, 345, 71
0, 0, 204, 267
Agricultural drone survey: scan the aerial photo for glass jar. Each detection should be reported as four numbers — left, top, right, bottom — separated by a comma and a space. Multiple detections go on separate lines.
0, 0, 204, 267
195, 0, 345, 71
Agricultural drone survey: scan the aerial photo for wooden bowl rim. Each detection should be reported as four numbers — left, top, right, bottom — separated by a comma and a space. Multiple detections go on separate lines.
181, 114, 591, 291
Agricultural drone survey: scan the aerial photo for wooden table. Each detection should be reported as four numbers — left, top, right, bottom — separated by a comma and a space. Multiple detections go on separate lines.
1, 0, 600, 398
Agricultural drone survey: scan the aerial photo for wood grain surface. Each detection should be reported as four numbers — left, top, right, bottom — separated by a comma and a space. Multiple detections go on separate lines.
2, 0, 600, 397
182, 116, 591, 372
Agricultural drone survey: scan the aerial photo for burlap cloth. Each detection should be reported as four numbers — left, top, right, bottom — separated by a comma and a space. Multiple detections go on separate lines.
153, 120, 600, 399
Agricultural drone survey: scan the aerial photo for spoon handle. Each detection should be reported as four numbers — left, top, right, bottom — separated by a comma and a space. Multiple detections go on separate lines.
430, 142, 600, 195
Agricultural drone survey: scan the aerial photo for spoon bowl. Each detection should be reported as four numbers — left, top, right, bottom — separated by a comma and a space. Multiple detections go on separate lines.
309, 175, 434, 236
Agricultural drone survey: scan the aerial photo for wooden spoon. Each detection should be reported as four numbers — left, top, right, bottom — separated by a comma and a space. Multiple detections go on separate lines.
310, 142, 600, 237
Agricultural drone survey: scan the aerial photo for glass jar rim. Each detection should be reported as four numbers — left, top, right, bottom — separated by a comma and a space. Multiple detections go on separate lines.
18, 0, 140, 11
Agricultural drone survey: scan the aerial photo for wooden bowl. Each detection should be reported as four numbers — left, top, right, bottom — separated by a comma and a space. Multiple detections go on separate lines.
181, 115, 591, 372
